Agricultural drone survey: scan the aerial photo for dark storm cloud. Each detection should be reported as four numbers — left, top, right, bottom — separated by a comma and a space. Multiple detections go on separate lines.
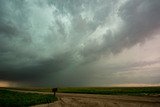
0, 0, 160, 86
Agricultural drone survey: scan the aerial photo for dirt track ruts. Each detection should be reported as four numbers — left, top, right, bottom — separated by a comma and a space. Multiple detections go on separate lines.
32, 92, 160, 107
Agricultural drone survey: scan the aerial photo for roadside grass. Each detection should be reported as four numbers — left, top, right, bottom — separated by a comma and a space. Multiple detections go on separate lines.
0, 89, 57, 107
57, 87, 160, 96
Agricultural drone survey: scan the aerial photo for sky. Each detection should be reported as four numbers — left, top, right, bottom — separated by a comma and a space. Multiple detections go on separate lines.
0, 0, 160, 87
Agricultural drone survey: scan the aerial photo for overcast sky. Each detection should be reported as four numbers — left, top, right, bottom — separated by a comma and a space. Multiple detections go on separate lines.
0, 0, 160, 87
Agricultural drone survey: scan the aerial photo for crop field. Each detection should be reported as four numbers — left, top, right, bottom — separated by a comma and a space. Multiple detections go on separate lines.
0, 89, 57, 107
57, 87, 160, 96
2, 86, 160, 96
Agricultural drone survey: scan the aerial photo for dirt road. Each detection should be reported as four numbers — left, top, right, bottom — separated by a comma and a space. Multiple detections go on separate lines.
33, 93, 160, 107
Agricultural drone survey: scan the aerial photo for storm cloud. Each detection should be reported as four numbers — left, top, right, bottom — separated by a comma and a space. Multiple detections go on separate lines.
0, 0, 160, 87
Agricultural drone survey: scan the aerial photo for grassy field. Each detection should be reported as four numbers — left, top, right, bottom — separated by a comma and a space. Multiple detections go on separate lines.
58, 87, 160, 96
0, 89, 57, 107
0, 87, 52, 92
1, 86, 160, 96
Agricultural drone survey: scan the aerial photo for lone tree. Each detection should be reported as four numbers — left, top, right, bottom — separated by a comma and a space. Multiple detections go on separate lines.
52, 88, 58, 96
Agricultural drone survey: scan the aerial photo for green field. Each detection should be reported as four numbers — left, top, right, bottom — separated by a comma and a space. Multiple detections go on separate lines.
2, 86, 160, 96
0, 89, 57, 107
1, 87, 52, 92
58, 87, 160, 96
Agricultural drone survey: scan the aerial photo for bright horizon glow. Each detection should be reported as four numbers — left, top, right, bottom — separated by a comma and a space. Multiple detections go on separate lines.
0, 81, 12, 87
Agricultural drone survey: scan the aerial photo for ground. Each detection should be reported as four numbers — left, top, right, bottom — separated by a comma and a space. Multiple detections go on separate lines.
32, 93, 160, 107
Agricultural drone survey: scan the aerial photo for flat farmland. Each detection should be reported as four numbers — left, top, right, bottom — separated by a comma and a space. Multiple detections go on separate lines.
57, 87, 160, 96
1, 87, 160, 107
